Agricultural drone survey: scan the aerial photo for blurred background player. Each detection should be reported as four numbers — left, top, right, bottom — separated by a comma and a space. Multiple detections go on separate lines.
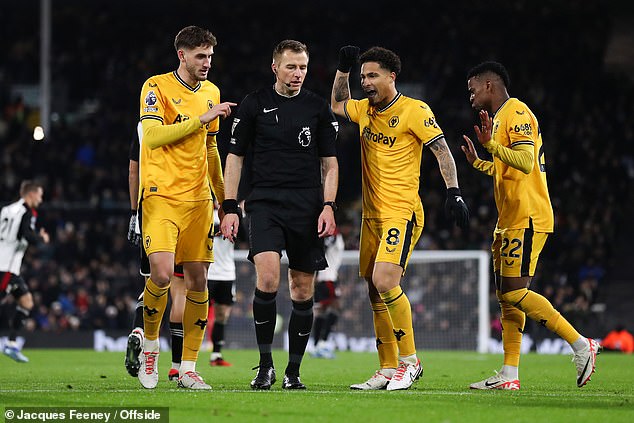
125, 121, 186, 381
0, 181, 50, 363
206, 202, 237, 367
311, 230, 344, 359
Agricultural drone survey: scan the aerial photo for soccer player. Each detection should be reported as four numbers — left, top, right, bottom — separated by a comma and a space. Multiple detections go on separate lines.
461, 61, 600, 390
137, 25, 236, 390
0, 181, 50, 363
207, 204, 236, 367
311, 230, 344, 359
220, 40, 339, 390
124, 123, 187, 381
331, 46, 469, 391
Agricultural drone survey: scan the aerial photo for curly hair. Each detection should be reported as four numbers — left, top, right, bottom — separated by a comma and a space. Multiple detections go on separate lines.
467, 61, 510, 88
359, 47, 401, 75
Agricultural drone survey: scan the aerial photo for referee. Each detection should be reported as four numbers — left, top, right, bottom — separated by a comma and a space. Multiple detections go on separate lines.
220, 39, 339, 390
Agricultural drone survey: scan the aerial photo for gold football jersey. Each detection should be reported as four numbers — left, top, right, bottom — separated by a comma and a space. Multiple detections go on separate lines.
491, 98, 554, 232
345, 93, 444, 221
139, 71, 220, 201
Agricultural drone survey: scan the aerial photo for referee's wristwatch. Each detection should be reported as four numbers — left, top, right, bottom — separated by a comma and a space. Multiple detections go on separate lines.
323, 201, 338, 212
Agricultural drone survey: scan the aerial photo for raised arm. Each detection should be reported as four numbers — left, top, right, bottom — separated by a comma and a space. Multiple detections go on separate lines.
331, 46, 359, 117
468, 109, 533, 174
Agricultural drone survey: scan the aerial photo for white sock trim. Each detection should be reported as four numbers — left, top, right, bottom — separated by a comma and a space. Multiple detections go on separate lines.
180, 360, 196, 374
144, 339, 159, 353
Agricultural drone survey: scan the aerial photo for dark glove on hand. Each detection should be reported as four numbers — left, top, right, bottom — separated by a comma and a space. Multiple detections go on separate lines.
127, 211, 141, 246
337, 45, 360, 72
445, 188, 470, 230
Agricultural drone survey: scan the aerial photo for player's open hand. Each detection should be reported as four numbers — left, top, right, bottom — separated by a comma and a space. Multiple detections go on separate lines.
472, 109, 493, 146
461, 135, 480, 165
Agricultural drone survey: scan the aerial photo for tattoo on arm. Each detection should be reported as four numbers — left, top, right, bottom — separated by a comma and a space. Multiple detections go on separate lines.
333, 75, 350, 102
429, 138, 459, 187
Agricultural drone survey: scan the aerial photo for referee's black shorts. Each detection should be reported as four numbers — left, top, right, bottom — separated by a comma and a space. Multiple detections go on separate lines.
246, 187, 327, 273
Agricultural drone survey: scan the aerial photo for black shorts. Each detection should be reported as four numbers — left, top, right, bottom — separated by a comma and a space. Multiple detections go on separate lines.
139, 246, 184, 277
314, 280, 339, 306
208, 279, 235, 305
246, 187, 327, 273
0, 272, 29, 300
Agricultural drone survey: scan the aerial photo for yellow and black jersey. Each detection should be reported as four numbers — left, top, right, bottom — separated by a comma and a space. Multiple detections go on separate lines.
491, 98, 553, 232
344, 93, 443, 220
139, 71, 220, 201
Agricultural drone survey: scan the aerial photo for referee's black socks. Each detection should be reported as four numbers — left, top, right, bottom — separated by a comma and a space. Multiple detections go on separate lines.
286, 298, 314, 376
253, 288, 277, 367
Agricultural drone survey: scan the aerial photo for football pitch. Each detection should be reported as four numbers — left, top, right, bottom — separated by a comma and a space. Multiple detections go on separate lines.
1, 349, 632, 423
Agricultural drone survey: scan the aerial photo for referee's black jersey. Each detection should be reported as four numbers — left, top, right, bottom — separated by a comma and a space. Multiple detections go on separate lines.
229, 86, 338, 189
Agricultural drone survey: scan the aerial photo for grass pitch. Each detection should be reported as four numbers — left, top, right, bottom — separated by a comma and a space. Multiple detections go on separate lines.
0, 349, 632, 423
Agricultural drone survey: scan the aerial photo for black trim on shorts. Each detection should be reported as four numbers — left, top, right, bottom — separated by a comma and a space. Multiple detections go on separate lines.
398, 213, 415, 269
173, 265, 184, 277
521, 218, 534, 277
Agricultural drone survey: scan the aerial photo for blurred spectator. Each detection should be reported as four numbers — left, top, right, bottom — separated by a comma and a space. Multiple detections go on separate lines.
601, 325, 634, 354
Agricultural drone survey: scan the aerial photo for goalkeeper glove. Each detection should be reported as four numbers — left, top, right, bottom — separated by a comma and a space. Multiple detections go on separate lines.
127, 211, 141, 246
337, 45, 360, 73
444, 188, 470, 230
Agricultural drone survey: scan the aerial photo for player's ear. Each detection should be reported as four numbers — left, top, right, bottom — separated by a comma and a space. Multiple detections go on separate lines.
271, 62, 278, 75
177, 49, 186, 62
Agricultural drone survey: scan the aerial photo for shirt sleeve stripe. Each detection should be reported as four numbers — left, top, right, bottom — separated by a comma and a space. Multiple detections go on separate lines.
207, 131, 219, 136
512, 140, 535, 147
426, 133, 445, 145
140, 115, 164, 123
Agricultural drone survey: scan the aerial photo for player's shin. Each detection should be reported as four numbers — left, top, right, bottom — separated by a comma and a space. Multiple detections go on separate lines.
181, 289, 209, 368
371, 302, 399, 369
500, 288, 581, 344
380, 286, 416, 361
286, 298, 314, 376
497, 290, 525, 368
142, 278, 170, 343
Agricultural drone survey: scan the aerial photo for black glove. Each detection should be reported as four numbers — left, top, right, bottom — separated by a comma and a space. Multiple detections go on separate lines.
337, 45, 360, 72
127, 211, 141, 246
444, 188, 470, 230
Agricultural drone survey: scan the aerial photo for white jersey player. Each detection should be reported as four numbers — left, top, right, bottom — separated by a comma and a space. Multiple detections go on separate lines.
0, 181, 49, 363
207, 208, 237, 366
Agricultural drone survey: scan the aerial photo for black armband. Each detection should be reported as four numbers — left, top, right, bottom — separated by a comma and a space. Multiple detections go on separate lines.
222, 199, 240, 215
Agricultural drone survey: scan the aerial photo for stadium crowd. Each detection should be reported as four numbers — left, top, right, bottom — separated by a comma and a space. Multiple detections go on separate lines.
1, 0, 632, 340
